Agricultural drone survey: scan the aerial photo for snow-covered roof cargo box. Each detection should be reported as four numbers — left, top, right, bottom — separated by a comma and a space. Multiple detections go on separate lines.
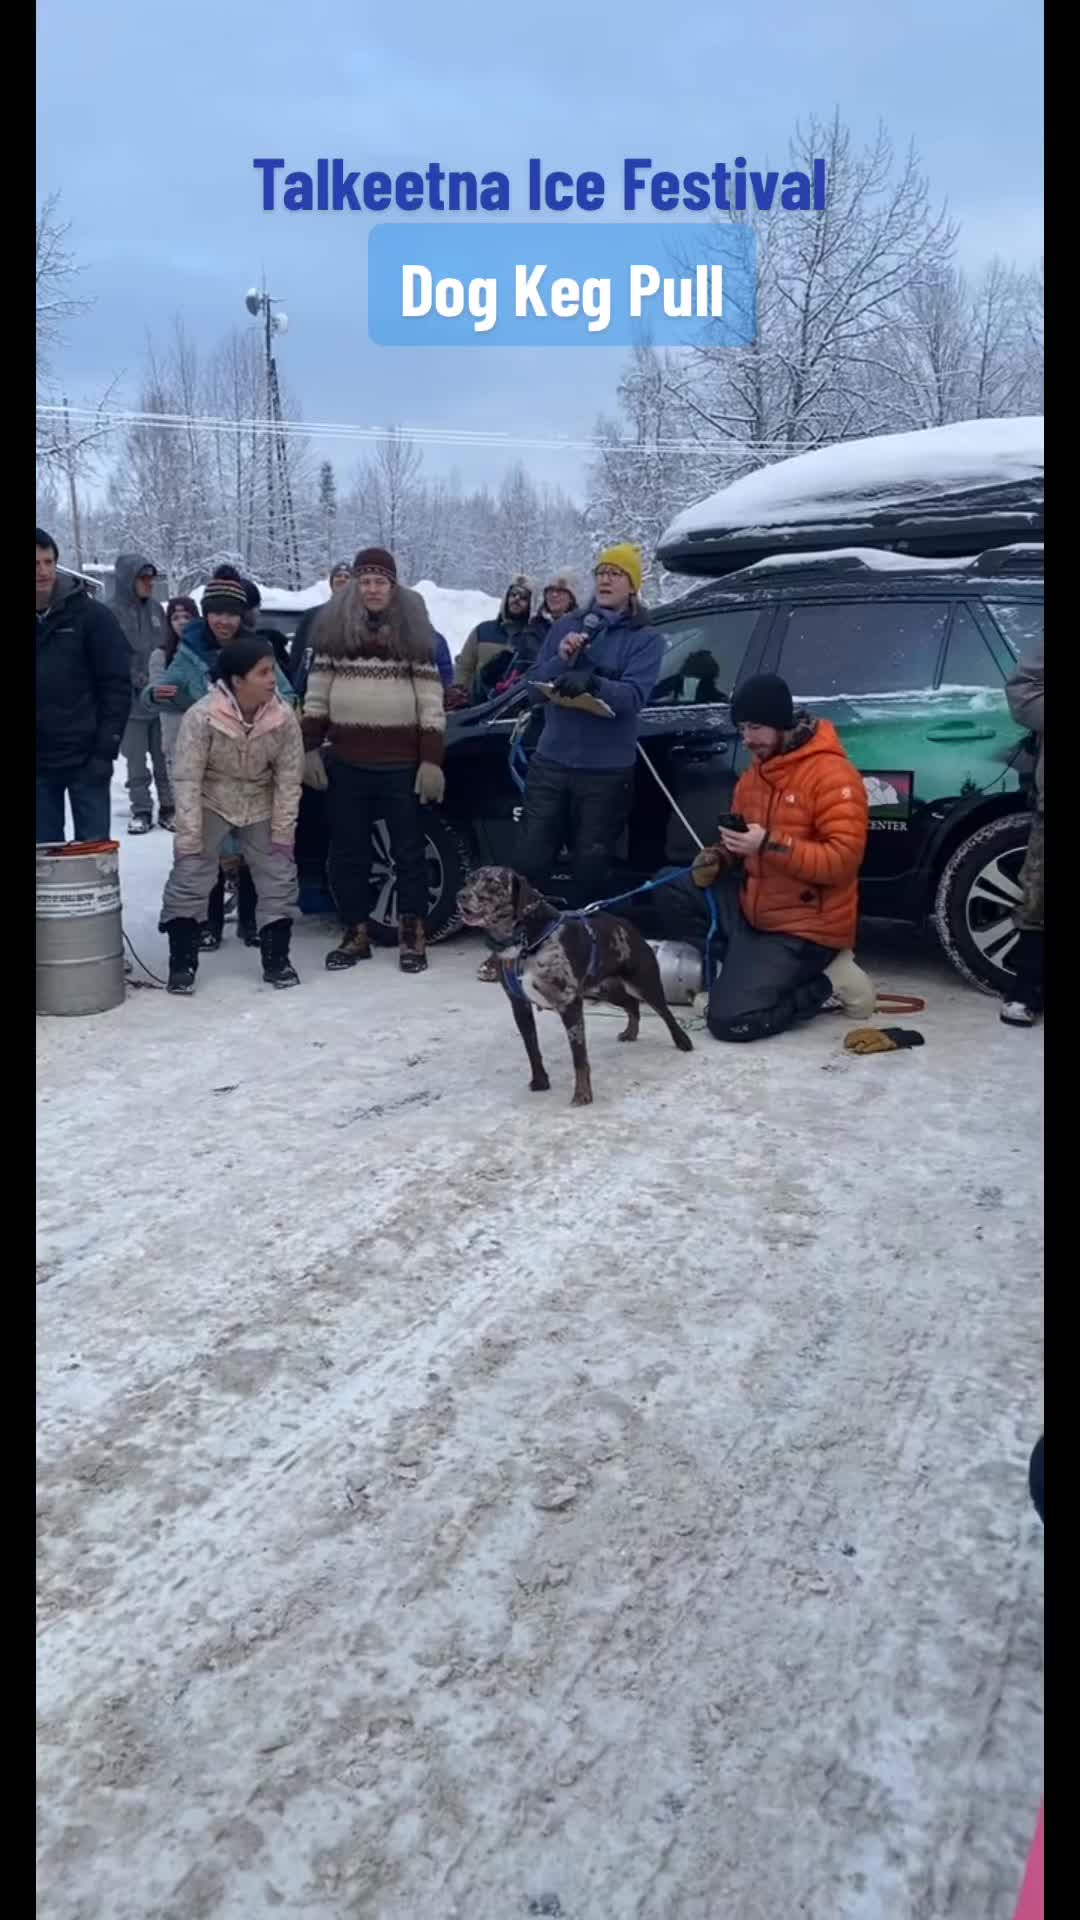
658, 417, 1044, 578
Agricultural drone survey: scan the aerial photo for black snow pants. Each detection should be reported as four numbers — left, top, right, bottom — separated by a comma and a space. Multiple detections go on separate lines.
517, 753, 633, 908
619, 867, 835, 1043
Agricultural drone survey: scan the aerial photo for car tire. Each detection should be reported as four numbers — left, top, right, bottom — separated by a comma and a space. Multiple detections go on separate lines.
367, 813, 474, 947
933, 811, 1033, 995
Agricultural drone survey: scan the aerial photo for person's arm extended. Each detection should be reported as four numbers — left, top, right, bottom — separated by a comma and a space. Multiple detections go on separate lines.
760, 766, 868, 886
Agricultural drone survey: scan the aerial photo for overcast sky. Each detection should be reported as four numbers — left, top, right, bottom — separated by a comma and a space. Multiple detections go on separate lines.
37, 0, 1042, 499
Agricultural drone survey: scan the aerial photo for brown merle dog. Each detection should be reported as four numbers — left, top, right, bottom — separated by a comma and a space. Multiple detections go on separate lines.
457, 866, 693, 1106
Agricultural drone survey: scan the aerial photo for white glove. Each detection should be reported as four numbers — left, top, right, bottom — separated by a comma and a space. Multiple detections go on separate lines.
302, 750, 329, 791
415, 762, 445, 805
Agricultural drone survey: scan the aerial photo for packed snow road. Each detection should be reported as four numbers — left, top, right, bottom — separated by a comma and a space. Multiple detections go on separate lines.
37, 820, 1043, 1919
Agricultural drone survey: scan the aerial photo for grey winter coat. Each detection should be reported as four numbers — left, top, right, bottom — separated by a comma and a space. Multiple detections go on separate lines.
110, 553, 168, 713
1006, 638, 1044, 812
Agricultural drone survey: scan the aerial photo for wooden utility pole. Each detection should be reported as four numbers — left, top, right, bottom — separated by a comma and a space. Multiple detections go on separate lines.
62, 395, 84, 571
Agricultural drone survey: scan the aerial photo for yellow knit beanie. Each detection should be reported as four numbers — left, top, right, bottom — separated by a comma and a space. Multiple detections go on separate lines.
595, 542, 643, 595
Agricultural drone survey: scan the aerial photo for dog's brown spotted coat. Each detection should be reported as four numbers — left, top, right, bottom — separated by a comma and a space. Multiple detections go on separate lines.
457, 867, 693, 1105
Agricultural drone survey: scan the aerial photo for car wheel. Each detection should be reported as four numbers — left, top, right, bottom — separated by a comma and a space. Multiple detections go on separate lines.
933, 811, 1033, 995
367, 814, 474, 946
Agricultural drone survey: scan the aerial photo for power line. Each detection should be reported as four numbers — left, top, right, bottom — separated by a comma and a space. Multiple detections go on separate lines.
34, 401, 783, 460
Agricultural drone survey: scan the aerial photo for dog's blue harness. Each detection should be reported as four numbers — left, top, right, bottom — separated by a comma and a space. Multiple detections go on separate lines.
496, 865, 720, 1003
499, 910, 601, 1003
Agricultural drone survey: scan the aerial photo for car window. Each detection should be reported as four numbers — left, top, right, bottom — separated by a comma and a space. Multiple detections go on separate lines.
648, 608, 761, 706
941, 605, 1001, 689
776, 600, 949, 698
984, 601, 1043, 662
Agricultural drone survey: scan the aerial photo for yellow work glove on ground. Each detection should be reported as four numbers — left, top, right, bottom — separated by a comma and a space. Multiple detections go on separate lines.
844, 1026, 925, 1055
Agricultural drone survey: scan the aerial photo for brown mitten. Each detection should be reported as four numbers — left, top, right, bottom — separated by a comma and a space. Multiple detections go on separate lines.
691, 845, 730, 889
844, 1026, 925, 1055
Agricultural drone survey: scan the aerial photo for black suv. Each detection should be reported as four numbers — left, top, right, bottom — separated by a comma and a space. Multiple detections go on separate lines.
286, 545, 1041, 998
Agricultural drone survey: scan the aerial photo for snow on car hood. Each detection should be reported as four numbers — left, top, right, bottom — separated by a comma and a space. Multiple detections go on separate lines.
662, 417, 1044, 544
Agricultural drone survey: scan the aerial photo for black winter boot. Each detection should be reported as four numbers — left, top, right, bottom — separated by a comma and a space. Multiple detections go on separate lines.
398, 914, 428, 974
199, 873, 226, 950
165, 917, 200, 995
260, 918, 300, 988
236, 864, 259, 947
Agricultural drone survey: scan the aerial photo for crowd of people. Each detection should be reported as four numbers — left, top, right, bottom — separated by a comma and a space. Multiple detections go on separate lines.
35, 526, 1045, 1037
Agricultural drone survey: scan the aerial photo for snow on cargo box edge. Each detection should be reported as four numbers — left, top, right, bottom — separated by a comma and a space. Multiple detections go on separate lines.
662, 417, 1045, 545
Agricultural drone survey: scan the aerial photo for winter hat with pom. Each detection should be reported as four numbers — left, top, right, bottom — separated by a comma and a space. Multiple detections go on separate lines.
329, 558, 353, 586
595, 543, 643, 595
353, 546, 397, 583
201, 576, 249, 616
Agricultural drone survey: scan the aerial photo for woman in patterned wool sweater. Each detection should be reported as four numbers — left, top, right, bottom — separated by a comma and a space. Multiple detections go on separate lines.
301, 547, 445, 973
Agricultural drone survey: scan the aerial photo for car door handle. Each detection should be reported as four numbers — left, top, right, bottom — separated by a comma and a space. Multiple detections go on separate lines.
925, 723, 997, 743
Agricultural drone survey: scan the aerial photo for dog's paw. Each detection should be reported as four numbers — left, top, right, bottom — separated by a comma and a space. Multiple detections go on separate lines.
530, 1074, 551, 1093
674, 1029, 694, 1052
617, 1027, 638, 1043
570, 1088, 594, 1107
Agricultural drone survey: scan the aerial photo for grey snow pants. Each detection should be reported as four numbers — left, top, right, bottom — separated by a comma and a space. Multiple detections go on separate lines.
161, 812, 297, 932
123, 714, 173, 816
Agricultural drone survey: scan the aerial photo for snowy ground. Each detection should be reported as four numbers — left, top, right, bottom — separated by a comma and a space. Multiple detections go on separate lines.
37, 789, 1043, 1920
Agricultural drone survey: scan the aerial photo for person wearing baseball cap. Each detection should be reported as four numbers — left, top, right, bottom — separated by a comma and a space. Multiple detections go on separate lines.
514, 540, 663, 910
619, 672, 873, 1041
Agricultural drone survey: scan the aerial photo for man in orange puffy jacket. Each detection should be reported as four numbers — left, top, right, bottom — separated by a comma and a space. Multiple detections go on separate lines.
624, 674, 869, 1042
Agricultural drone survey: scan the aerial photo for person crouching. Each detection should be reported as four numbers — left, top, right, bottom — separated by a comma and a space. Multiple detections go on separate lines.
160, 638, 304, 994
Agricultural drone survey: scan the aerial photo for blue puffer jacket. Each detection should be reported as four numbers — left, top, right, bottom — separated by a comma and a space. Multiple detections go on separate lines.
142, 620, 295, 715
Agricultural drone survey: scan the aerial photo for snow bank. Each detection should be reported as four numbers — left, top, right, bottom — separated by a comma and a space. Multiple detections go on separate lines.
191, 576, 500, 650
663, 417, 1045, 543
411, 580, 499, 650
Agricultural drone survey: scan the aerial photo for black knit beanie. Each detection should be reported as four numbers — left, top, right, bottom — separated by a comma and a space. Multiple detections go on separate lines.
730, 674, 794, 731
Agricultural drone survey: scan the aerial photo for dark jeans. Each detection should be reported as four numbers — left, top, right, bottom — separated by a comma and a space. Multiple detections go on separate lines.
517, 755, 633, 907
36, 772, 111, 845
620, 867, 834, 1043
326, 761, 428, 925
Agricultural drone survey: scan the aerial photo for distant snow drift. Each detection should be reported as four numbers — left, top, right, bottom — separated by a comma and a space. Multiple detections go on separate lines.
192, 577, 500, 653
663, 417, 1045, 545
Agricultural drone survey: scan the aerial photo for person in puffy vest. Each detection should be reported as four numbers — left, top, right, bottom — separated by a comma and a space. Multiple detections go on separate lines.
621, 674, 871, 1042
111, 552, 173, 832
452, 576, 535, 705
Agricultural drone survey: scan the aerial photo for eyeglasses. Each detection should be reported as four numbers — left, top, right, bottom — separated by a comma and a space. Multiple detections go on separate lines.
594, 567, 626, 582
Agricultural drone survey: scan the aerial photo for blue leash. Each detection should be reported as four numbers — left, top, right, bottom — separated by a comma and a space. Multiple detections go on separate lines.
503, 865, 720, 1000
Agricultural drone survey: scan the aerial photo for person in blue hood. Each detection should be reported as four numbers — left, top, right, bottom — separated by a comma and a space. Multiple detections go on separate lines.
516, 542, 663, 908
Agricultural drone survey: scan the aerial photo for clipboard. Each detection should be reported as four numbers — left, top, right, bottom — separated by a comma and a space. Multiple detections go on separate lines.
535, 682, 616, 719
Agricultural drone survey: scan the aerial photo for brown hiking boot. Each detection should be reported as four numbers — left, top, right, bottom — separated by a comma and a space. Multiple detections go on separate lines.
398, 915, 428, 974
325, 924, 372, 970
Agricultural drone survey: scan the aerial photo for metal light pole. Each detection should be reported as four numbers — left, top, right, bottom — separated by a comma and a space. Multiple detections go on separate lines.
244, 284, 301, 588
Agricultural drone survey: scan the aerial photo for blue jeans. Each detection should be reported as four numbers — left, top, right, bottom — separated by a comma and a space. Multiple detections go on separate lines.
36, 773, 112, 845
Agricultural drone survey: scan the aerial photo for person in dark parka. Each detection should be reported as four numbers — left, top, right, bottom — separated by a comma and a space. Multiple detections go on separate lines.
36, 528, 131, 844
